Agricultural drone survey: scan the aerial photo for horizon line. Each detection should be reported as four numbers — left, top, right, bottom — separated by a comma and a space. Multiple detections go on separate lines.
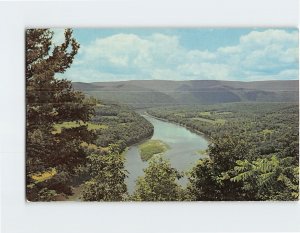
70, 79, 299, 83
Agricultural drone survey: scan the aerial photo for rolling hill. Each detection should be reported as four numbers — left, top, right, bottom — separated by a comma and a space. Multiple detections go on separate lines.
72, 80, 299, 108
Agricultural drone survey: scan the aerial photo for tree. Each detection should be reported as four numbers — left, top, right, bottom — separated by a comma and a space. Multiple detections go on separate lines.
187, 135, 253, 201
228, 155, 299, 200
26, 29, 95, 201
188, 136, 299, 201
80, 153, 128, 201
132, 155, 183, 201
187, 158, 221, 201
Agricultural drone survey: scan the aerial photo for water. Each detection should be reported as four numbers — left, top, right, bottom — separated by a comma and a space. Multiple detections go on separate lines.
124, 114, 209, 194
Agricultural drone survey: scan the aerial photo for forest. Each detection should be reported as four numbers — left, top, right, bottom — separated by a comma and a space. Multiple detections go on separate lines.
147, 103, 299, 200
26, 28, 299, 201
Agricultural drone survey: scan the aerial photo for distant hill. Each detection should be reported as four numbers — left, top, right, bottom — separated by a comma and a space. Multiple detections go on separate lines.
72, 80, 299, 108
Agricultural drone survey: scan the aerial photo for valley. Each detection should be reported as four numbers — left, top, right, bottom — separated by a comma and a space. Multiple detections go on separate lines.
71, 79, 299, 201
25, 28, 299, 203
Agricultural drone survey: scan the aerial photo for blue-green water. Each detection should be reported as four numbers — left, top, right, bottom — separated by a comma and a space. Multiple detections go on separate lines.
124, 114, 209, 194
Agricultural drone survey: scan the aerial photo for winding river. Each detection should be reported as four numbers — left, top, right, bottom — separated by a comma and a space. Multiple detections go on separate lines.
124, 113, 209, 194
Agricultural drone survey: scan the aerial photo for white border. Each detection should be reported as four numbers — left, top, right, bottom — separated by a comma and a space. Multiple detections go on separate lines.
0, 1, 299, 233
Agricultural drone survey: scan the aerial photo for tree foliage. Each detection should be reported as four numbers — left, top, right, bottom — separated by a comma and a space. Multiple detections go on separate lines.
80, 153, 128, 201
151, 103, 299, 201
228, 155, 299, 200
26, 29, 95, 201
188, 135, 251, 201
187, 159, 220, 201
132, 156, 183, 201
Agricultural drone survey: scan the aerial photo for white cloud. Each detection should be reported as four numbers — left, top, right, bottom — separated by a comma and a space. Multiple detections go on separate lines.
57, 68, 143, 82
51, 28, 65, 45
61, 29, 298, 82
187, 50, 217, 62
244, 69, 299, 81
82, 34, 143, 67
178, 63, 231, 80
79, 33, 181, 70
151, 69, 182, 80
218, 29, 298, 74
218, 46, 240, 54
240, 29, 298, 47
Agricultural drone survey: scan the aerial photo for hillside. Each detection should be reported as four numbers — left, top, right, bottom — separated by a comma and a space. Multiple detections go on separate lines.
72, 80, 299, 108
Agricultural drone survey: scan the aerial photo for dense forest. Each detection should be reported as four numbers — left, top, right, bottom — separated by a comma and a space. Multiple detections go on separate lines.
26, 28, 299, 201
147, 103, 299, 200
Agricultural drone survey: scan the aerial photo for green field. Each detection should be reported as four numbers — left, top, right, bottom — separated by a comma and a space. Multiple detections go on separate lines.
138, 140, 170, 161
196, 149, 208, 157
52, 121, 108, 134
192, 117, 226, 125
199, 111, 211, 116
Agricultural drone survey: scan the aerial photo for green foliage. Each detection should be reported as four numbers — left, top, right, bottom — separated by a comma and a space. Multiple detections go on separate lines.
92, 102, 154, 153
228, 155, 299, 200
151, 103, 299, 201
138, 140, 169, 161
21, 29, 154, 201
36, 188, 58, 201
147, 103, 299, 147
132, 156, 183, 201
26, 29, 96, 201
27, 171, 72, 201
196, 149, 208, 156
187, 159, 220, 201
52, 121, 108, 134
80, 153, 128, 201
188, 135, 250, 201
209, 135, 254, 171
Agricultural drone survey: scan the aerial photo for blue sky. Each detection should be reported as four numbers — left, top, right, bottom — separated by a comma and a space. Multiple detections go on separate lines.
53, 28, 298, 82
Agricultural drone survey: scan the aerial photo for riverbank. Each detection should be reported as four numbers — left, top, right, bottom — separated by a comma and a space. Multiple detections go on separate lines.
124, 113, 209, 194
142, 111, 213, 142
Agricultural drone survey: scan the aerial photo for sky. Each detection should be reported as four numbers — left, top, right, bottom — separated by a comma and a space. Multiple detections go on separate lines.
53, 28, 299, 82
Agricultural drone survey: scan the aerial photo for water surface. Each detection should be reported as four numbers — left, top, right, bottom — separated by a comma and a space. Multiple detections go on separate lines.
124, 114, 209, 194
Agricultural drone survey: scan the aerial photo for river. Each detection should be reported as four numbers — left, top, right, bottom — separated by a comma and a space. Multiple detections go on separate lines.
124, 113, 209, 194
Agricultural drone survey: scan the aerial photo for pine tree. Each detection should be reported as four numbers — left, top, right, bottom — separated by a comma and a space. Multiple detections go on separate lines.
26, 29, 95, 201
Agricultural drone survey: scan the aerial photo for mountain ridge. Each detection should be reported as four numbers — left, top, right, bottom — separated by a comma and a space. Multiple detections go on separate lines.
72, 80, 299, 108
